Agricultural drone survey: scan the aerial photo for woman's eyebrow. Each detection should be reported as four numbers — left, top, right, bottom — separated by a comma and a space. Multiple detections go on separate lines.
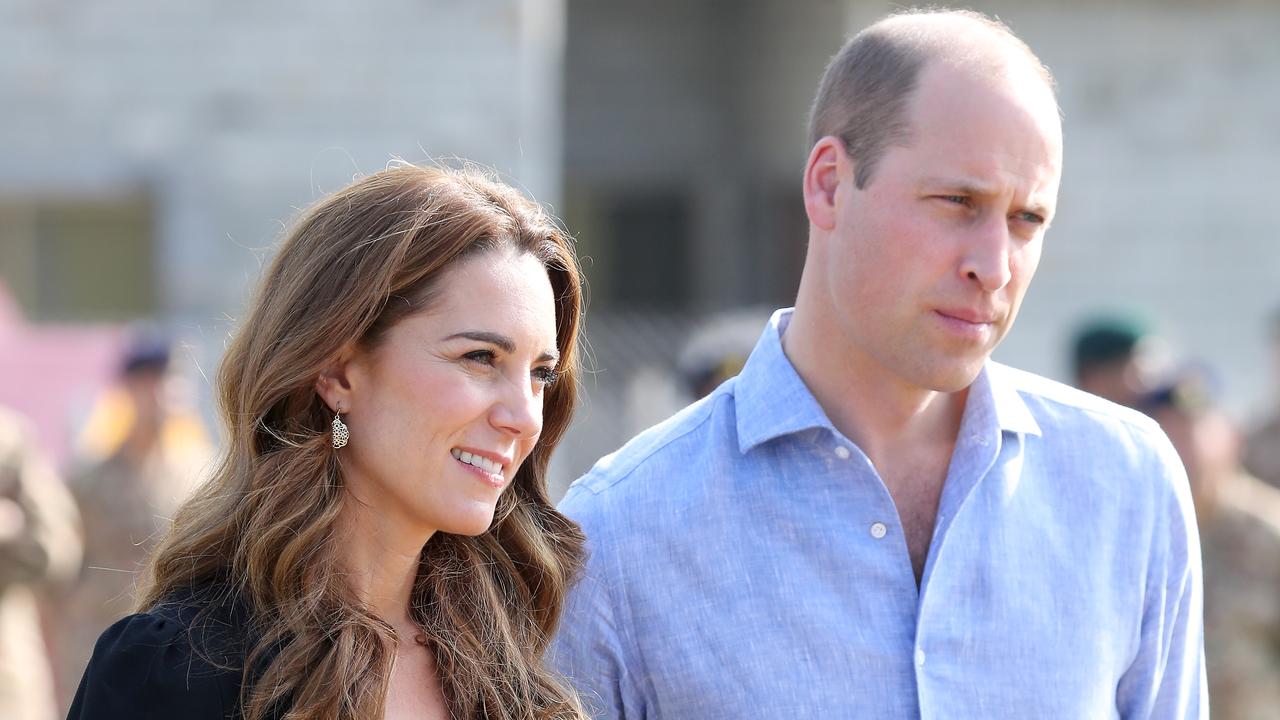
444, 330, 516, 353
444, 330, 560, 363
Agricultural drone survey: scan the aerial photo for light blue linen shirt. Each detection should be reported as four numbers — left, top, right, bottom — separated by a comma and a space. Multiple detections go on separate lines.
552, 309, 1205, 719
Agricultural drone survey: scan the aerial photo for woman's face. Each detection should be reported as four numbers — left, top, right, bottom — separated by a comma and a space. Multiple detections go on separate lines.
333, 245, 560, 539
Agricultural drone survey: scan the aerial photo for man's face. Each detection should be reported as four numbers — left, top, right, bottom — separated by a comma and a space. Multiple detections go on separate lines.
823, 61, 1062, 394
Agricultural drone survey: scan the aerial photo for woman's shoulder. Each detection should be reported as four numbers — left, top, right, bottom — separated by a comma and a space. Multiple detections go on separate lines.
67, 589, 250, 719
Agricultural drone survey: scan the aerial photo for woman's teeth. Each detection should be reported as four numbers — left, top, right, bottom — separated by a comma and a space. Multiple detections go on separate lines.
451, 448, 502, 475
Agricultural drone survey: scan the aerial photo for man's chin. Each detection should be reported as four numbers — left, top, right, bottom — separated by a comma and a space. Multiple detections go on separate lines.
919, 358, 987, 394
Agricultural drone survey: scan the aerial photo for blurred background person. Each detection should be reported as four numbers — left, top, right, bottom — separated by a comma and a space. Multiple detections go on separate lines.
0, 406, 81, 720
47, 329, 213, 712
676, 308, 770, 401
1070, 315, 1166, 409
1142, 365, 1280, 720
1244, 307, 1280, 490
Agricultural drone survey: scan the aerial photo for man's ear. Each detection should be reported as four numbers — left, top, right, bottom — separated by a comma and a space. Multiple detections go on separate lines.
803, 136, 851, 231
315, 347, 357, 413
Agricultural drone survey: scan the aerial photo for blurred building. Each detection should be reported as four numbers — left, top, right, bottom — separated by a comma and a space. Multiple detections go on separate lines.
1, 0, 1277, 488
0, 0, 565, 329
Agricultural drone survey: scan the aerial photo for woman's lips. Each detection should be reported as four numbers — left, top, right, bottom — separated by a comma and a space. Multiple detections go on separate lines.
450, 447, 507, 488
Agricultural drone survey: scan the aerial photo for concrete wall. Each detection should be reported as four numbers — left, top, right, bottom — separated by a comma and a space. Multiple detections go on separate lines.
564, 0, 845, 312
0, 0, 565, 325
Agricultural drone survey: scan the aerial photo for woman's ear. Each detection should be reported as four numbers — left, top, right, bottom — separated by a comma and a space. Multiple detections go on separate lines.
315, 347, 357, 413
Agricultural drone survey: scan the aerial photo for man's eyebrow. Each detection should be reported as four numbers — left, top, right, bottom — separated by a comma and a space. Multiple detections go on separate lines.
921, 176, 999, 196
443, 330, 560, 363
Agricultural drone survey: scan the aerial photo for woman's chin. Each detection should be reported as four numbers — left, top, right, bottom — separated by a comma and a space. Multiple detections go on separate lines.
434, 506, 499, 537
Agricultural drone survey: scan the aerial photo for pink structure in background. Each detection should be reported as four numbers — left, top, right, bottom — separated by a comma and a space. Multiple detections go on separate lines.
0, 285, 124, 469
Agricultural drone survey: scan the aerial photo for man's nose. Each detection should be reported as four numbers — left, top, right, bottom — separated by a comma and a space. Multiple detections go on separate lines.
960, 216, 1013, 292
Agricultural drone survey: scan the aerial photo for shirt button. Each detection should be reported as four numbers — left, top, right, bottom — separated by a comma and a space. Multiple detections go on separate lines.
915, 649, 926, 667
834, 446, 851, 460
869, 522, 887, 539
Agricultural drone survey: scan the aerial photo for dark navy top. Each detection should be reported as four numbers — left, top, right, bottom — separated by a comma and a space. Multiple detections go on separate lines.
68, 591, 260, 719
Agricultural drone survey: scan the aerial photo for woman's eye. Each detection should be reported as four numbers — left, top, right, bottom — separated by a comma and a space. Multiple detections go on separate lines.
462, 349, 497, 366
533, 366, 559, 387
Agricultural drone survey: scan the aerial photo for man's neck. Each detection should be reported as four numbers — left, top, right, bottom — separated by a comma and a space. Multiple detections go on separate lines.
780, 306, 970, 472
783, 304, 973, 584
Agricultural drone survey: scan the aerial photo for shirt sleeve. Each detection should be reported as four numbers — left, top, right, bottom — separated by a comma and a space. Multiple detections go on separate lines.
549, 485, 648, 720
67, 611, 240, 720
1114, 430, 1208, 719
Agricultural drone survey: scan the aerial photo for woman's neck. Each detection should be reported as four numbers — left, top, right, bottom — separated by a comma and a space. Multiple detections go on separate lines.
334, 497, 433, 630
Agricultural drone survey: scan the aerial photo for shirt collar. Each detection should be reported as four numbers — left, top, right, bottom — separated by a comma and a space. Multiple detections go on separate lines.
977, 361, 1043, 438
734, 309, 1042, 454
734, 308, 836, 453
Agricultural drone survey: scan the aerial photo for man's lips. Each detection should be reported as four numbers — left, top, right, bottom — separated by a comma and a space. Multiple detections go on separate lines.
936, 308, 999, 325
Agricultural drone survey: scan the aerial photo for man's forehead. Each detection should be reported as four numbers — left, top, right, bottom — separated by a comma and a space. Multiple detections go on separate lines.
888, 13, 1061, 139
877, 12, 1056, 89
920, 171, 1058, 205
909, 61, 1061, 154
895, 63, 1062, 214
914, 54, 1058, 119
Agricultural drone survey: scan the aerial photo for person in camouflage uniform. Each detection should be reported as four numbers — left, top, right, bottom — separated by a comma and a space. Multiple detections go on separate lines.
1244, 308, 1280, 491
46, 335, 211, 713
0, 406, 81, 720
1146, 369, 1280, 719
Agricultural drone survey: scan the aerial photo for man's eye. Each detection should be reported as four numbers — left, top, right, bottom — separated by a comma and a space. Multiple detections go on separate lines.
939, 195, 972, 207
462, 349, 497, 366
1014, 211, 1045, 225
533, 366, 560, 387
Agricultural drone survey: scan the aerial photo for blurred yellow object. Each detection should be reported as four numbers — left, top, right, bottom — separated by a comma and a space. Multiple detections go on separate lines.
74, 386, 211, 466
74, 388, 133, 463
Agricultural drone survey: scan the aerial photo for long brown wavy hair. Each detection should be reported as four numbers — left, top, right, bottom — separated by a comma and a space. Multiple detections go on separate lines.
137, 164, 588, 719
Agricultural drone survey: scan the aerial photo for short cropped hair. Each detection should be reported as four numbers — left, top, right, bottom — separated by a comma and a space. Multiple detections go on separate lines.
807, 9, 1056, 189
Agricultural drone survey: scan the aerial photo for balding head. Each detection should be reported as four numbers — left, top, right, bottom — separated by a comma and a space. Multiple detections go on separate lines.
808, 9, 1059, 189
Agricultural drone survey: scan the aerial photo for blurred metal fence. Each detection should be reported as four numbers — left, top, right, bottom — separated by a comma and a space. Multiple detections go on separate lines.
547, 308, 771, 500
548, 311, 692, 500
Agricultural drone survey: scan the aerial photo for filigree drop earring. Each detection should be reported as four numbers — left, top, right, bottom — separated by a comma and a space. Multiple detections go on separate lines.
331, 407, 350, 449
